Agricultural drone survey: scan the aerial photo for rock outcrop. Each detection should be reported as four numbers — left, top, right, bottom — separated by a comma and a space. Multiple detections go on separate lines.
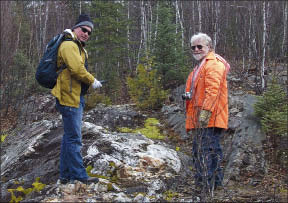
1, 86, 269, 202
162, 91, 268, 187
1, 98, 194, 202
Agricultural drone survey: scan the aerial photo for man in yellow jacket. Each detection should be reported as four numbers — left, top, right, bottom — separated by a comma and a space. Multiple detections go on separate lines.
52, 14, 102, 184
184, 33, 230, 191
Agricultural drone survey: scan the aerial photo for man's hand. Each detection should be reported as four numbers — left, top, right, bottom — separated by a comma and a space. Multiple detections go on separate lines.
92, 79, 102, 89
198, 110, 212, 128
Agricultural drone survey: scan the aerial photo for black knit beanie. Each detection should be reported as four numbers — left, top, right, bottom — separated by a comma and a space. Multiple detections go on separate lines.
72, 14, 94, 30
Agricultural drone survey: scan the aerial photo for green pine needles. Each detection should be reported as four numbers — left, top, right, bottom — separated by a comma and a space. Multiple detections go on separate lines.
127, 57, 167, 110
254, 77, 287, 137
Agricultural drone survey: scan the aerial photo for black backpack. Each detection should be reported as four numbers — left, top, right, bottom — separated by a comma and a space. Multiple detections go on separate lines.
35, 33, 71, 89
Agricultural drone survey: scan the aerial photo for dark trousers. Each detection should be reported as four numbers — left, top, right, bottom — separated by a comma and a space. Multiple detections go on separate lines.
192, 127, 223, 189
56, 96, 89, 181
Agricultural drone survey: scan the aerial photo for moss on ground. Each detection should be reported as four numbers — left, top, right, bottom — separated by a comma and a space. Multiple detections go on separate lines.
1, 134, 8, 142
8, 177, 46, 203
118, 117, 165, 140
163, 190, 179, 201
86, 163, 118, 183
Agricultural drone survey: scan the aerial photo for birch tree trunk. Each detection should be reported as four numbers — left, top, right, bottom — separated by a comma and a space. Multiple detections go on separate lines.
33, 1, 40, 58
180, 1, 184, 47
15, 20, 22, 53
147, 1, 152, 47
175, 0, 184, 48
188, 1, 195, 37
137, 0, 147, 64
261, 1, 268, 90
39, 0, 42, 53
29, 26, 33, 63
175, 1, 178, 35
252, 3, 258, 60
213, 1, 220, 50
142, 1, 148, 55
43, 1, 49, 48
248, 5, 252, 66
192, 1, 195, 35
126, 1, 132, 71
282, 2, 287, 57
198, 1, 202, 32
152, 1, 159, 53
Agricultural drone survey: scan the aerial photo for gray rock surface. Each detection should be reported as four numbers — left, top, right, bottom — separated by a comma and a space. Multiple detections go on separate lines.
83, 104, 146, 130
162, 91, 267, 187
1, 98, 192, 202
1, 89, 269, 202
224, 94, 267, 183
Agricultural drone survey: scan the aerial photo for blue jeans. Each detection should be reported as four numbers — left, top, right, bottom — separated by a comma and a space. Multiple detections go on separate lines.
56, 96, 89, 181
192, 128, 223, 189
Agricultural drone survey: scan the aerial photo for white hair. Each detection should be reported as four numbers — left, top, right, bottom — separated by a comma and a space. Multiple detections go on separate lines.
190, 33, 212, 49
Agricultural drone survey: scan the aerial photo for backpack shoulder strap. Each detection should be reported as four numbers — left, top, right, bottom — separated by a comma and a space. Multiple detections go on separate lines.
58, 34, 82, 71
62, 30, 82, 55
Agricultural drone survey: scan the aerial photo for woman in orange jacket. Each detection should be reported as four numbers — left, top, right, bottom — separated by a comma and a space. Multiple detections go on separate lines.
184, 32, 230, 191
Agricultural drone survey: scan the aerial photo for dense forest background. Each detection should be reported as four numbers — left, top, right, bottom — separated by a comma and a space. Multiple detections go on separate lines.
0, 0, 287, 128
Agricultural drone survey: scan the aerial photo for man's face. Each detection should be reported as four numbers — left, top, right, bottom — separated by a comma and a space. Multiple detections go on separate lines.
191, 39, 209, 61
74, 26, 92, 42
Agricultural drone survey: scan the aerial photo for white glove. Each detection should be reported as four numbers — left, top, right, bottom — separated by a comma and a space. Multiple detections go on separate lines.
91, 79, 102, 89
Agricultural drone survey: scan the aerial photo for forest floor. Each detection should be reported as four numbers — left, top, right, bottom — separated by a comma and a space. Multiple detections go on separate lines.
161, 125, 288, 202
178, 139, 287, 202
147, 107, 288, 202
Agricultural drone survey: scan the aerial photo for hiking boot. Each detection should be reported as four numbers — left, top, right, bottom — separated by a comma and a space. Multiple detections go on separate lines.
77, 177, 99, 185
193, 182, 204, 194
59, 178, 70, 184
214, 184, 224, 191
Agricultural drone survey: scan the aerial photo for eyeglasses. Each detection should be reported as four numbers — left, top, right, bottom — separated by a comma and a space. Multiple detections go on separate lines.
191, 45, 203, 50
80, 27, 91, 36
